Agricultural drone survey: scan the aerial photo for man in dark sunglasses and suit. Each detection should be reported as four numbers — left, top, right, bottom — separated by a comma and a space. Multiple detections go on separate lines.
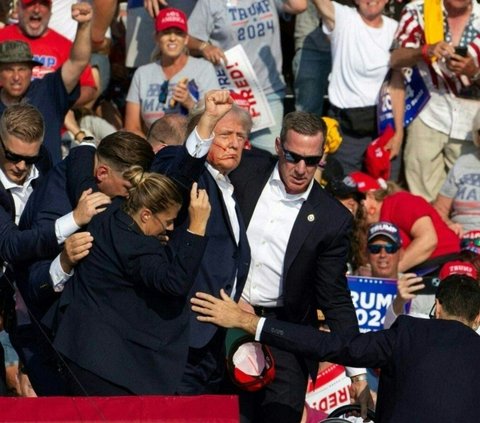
0, 103, 108, 396
224, 111, 369, 423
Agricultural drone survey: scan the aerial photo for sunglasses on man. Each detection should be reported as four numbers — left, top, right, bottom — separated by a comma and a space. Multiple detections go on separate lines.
0, 139, 41, 165
280, 144, 322, 167
367, 243, 400, 254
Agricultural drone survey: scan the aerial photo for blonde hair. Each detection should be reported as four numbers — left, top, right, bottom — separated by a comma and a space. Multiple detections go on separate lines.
122, 166, 182, 216
0, 103, 44, 144
371, 181, 403, 202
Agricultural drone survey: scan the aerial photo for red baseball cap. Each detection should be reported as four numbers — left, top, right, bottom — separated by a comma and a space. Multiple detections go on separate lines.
348, 171, 386, 193
226, 329, 275, 392
439, 260, 478, 281
20, 0, 52, 7
155, 8, 188, 33
364, 126, 394, 180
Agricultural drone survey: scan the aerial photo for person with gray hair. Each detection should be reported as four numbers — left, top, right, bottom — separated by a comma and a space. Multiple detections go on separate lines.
433, 108, 480, 236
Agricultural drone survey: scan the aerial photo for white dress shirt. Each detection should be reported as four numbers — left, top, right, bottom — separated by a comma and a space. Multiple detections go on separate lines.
241, 165, 313, 307
0, 166, 80, 324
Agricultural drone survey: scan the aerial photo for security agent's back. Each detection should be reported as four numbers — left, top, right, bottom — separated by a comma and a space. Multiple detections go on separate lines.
374, 316, 479, 422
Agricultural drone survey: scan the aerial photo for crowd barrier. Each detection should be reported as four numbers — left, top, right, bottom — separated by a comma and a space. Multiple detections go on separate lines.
0, 395, 239, 422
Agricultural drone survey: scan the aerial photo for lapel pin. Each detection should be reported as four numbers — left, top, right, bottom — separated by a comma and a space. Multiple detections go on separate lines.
307, 214, 315, 222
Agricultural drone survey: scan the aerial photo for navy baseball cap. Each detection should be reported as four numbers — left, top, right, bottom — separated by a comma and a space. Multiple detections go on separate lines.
368, 221, 401, 246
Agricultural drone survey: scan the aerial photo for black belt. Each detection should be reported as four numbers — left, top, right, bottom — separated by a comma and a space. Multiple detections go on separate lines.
252, 305, 285, 317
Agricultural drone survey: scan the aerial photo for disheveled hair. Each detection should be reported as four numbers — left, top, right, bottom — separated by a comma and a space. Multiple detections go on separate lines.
186, 101, 253, 137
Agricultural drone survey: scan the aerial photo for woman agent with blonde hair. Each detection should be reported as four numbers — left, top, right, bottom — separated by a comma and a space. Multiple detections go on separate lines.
52, 167, 211, 396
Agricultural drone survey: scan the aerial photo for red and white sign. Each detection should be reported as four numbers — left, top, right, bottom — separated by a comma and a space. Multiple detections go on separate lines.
215, 44, 275, 133
305, 363, 351, 419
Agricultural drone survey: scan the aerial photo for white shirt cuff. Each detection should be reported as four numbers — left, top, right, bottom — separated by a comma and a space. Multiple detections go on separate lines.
383, 303, 402, 329
49, 254, 74, 292
185, 126, 214, 157
55, 212, 81, 244
254, 317, 266, 341
345, 367, 367, 378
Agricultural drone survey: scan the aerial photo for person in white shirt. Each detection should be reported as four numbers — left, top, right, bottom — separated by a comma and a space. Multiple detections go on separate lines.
223, 111, 371, 422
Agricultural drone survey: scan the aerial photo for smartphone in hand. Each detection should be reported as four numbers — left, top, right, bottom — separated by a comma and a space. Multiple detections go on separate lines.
454, 46, 468, 57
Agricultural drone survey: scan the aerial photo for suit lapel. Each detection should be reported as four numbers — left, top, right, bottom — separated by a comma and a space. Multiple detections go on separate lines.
204, 172, 238, 242
284, 188, 321, 273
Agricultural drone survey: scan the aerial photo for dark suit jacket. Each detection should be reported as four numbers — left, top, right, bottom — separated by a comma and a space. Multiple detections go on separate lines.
229, 150, 358, 333
16, 156, 75, 318
152, 145, 251, 349
261, 315, 480, 422
0, 147, 57, 330
63, 144, 251, 350
53, 200, 208, 394
0, 145, 57, 266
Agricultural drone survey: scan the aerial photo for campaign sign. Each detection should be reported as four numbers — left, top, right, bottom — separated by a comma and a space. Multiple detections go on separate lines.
215, 44, 275, 133
347, 276, 397, 333
305, 364, 351, 419
377, 67, 430, 135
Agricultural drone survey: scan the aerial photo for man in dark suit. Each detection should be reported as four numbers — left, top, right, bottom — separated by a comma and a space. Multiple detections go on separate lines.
222, 111, 366, 423
192, 274, 480, 423
13, 130, 153, 395
151, 98, 252, 394
0, 103, 110, 396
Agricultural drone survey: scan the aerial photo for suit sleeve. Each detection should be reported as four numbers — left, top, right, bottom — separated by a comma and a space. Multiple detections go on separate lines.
0, 207, 59, 263
261, 317, 397, 369
151, 145, 207, 192
315, 212, 359, 334
126, 230, 208, 297
65, 145, 98, 206
151, 144, 207, 225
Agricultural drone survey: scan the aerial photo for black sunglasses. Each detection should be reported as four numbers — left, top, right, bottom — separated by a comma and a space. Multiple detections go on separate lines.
0, 139, 41, 165
367, 243, 400, 254
158, 80, 169, 104
280, 144, 322, 167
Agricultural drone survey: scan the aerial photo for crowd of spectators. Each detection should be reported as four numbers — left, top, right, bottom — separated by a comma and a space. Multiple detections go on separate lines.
0, 1, 479, 422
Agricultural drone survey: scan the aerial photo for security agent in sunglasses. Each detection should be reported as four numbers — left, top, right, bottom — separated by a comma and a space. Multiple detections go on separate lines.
219, 111, 369, 423
192, 273, 480, 423
0, 104, 112, 394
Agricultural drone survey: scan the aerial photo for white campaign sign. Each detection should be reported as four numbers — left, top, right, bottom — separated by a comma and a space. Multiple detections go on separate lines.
215, 44, 275, 132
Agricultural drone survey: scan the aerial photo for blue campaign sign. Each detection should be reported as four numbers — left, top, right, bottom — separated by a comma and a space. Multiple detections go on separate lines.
377, 67, 431, 135
347, 276, 398, 332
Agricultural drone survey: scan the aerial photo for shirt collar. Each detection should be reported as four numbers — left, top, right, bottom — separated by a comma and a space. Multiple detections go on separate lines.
206, 162, 232, 185
270, 164, 314, 202
0, 165, 39, 191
